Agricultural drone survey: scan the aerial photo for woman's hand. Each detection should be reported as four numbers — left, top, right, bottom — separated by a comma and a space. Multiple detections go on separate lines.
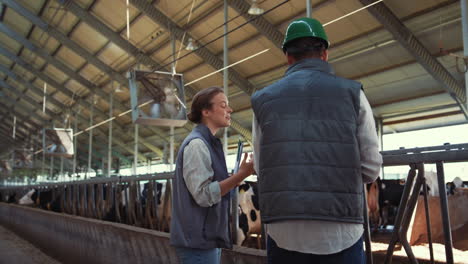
237, 153, 254, 180
219, 153, 255, 196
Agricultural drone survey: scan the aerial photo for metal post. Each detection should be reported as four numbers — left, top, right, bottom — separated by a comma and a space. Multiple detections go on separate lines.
377, 118, 384, 179
436, 161, 454, 264
133, 124, 138, 176
398, 164, 425, 264
363, 184, 373, 264
60, 157, 64, 181
42, 129, 46, 179
49, 156, 54, 179
422, 178, 435, 264
108, 89, 113, 177
73, 111, 78, 176
223, 0, 229, 156
306, 0, 312, 17
88, 99, 94, 179
224, 0, 238, 245
461, 0, 468, 111
384, 165, 417, 264
170, 126, 174, 171
170, 35, 176, 172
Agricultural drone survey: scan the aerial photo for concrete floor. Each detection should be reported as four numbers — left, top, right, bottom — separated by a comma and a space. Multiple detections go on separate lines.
0, 224, 61, 264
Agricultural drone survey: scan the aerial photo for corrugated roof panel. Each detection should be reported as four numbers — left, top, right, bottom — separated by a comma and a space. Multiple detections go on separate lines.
189, 7, 258, 54
0, 32, 22, 53
227, 36, 285, 78
3, 7, 32, 35
0, 54, 12, 66
91, 0, 139, 32
78, 63, 104, 85
69, 22, 109, 54
183, 64, 224, 90
42, 64, 68, 84
96, 42, 129, 67
29, 28, 60, 55
113, 55, 136, 73
54, 45, 87, 72
386, 0, 449, 19
20, 49, 46, 68
151, 42, 204, 73
64, 79, 89, 97
15, 0, 46, 14
122, 16, 159, 49
31, 78, 55, 94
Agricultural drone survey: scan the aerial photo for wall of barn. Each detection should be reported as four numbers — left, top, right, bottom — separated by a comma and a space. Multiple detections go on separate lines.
0, 203, 266, 264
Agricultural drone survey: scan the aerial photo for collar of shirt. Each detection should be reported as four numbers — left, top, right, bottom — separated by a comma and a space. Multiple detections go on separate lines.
195, 123, 222, 147
285, 58, 335, 76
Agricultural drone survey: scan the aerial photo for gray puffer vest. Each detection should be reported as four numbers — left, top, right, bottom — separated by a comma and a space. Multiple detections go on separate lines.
170, 124, 232, 249
251, 58, 364, 224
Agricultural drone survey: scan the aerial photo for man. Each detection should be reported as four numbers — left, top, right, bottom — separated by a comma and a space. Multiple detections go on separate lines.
251, 17, 382, 264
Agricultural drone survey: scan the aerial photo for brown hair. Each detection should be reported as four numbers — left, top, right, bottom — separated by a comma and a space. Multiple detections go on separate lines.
187, 86, 224, 124
284, 37, 327, 60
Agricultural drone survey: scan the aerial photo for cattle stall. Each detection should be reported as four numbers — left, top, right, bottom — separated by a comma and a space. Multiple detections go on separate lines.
379, 143, 468, 264
0, 172, 176, 232
2, 144, 468, 264
0, 173, 266, 264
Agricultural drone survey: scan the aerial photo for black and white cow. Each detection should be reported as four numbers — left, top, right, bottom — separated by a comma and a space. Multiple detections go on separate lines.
237, 181, 262, 247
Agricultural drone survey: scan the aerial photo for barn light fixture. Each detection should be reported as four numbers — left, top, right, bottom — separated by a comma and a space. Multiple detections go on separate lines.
185, 38, 197, 51
248, 0, 264, 15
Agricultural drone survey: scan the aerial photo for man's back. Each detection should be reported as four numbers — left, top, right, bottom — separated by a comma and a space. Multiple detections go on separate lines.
251, 58, 364, 225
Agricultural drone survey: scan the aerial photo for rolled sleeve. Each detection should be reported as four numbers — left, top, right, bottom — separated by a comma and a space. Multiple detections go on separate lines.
183, 139, 222, 207
358, 91, 383, 183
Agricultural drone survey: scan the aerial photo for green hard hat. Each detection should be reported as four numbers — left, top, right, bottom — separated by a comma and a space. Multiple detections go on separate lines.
282, 17, 329, 51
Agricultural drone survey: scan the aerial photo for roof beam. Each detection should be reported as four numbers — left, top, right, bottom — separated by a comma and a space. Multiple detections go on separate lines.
0, 46, 161, 158
129, 0, 256, 95
58, 0, 253, 143
359, 0, 468, 119
0, 0, 172, 146
0, 68, 148, 161
228, 0, 284, 48
0, 0, 128, 85
0, 22, 129, 119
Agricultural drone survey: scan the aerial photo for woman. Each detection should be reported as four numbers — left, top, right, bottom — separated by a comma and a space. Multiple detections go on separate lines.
170, 87, 254, 264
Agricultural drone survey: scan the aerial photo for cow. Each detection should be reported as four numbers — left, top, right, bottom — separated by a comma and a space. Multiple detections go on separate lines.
366, 181, 380, 231
237, 181, 262, 247
131, 180, 170, 231
366, 178, 406, 230
36, 188, 62, 212
18, 189, 36, 206
446, 177, 466, 195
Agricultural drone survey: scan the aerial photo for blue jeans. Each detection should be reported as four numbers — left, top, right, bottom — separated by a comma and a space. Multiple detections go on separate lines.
267, 236, 365, 264
174, 247, 221, 264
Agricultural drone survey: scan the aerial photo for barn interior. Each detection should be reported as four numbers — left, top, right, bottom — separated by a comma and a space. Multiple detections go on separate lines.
0, 0, 468, 264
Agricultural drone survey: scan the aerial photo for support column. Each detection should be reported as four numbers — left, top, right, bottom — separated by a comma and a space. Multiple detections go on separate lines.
108, 88, 113, 177
377, 117, 384, 179
225, 0, 238, 245
49, 156, 54, 179
60, 156, 64, 181
42, 129, 46, 179
170, 126, 174, 171
133, 124, 139, 176
73, 109, 78, 177
223, 0, 229, 156
87, 99, 95, 179
306, 0, 312, 17
170, 33, 176, 172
